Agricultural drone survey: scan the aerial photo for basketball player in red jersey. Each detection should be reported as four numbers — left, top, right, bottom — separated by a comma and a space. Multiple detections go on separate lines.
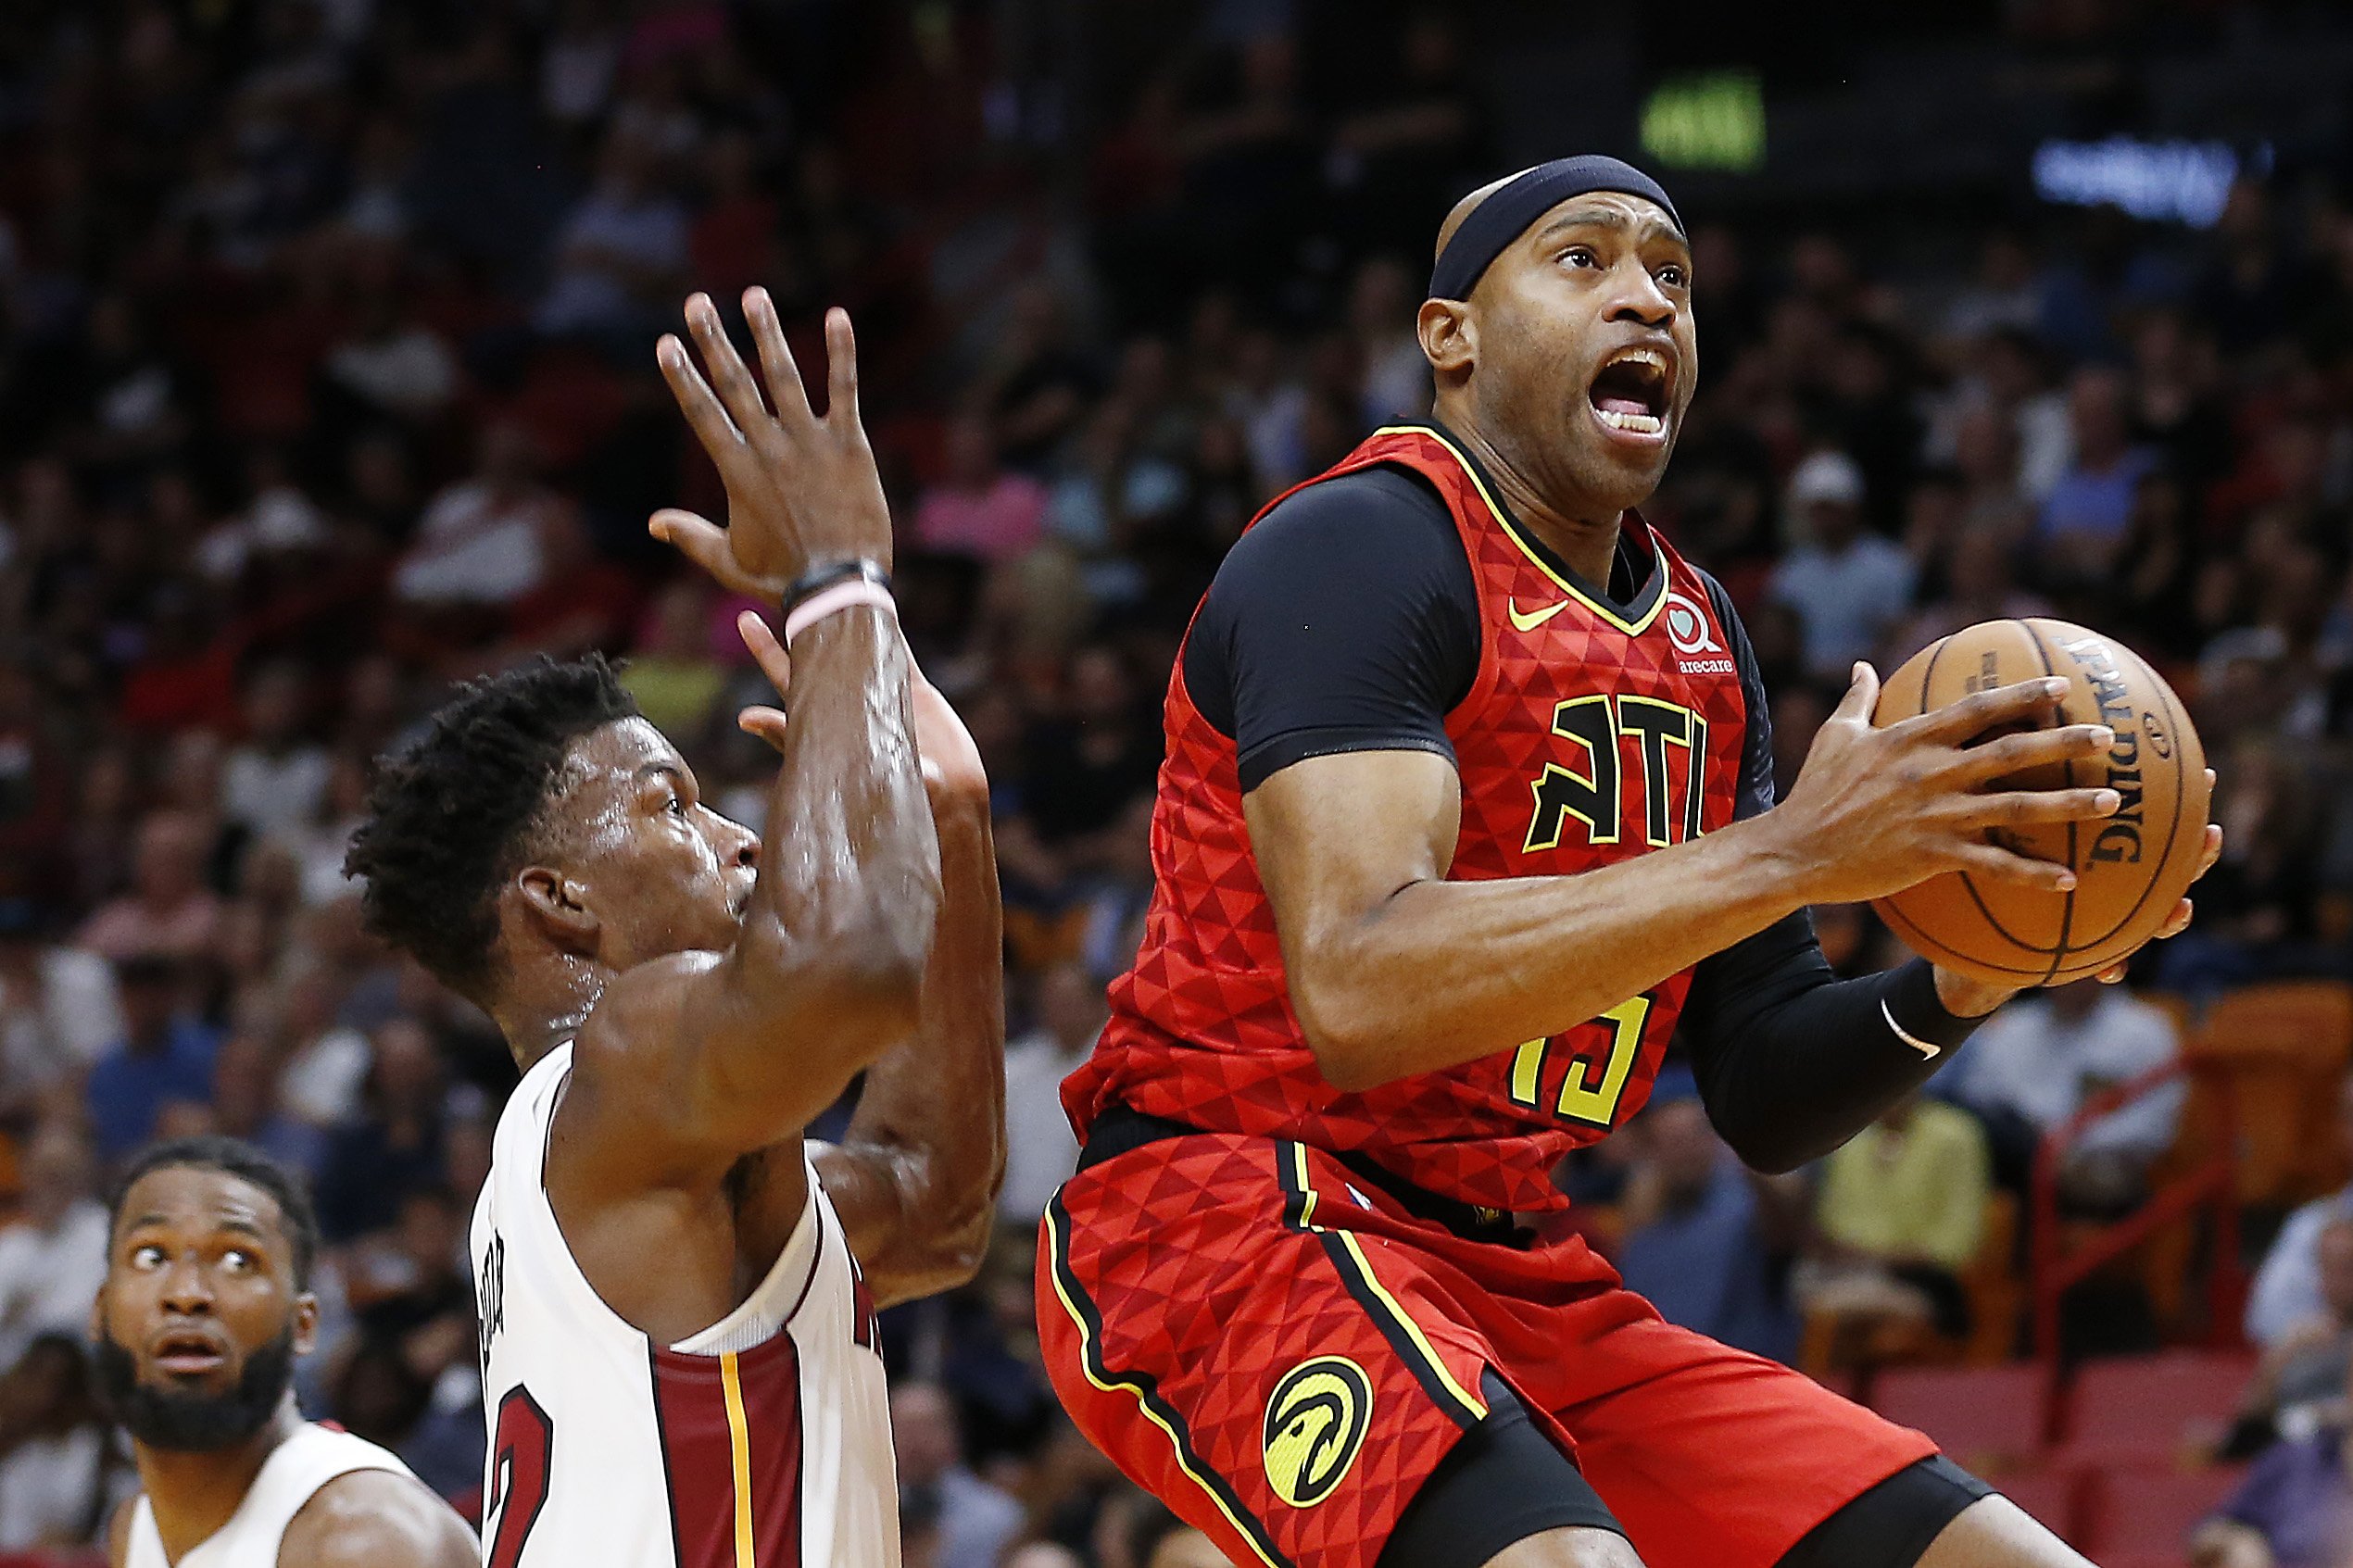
1041, 158, 2221, 1568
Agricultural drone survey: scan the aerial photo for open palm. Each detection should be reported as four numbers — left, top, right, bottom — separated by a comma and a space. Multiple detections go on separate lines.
650, 288, 893, 598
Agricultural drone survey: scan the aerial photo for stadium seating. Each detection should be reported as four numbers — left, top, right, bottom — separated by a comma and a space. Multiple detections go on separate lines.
1871, 1363, 2049, 1474
1798, 1192, 2026, 1379
2057, 1349, 2254, 1469
1989, 1468, 2082, 1544
2072, 1460, 2246, 1567
2181, 981, 2353, 1207
2140, 991, 2197, 1039
1962, 1192, 2024, 1365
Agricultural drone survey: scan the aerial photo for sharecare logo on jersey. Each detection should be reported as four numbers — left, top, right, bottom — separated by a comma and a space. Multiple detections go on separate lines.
1662, 590, 1722, 656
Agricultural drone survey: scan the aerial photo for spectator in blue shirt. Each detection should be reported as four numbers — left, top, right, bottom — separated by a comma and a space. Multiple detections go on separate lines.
1616, 1071, 1805, 1363
81, 956, 220, 1164
2194, 1358, 2353, 1568
1766, 450, 1916, 681
2248, 1073, 2353, 1348
208, 1032, 328, 1180
313, 1017, 450, 1245
2038, 366, 2153, 581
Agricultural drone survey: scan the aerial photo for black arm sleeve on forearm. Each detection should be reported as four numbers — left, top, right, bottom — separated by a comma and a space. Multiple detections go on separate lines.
1680, 913, 1982, 1173
1677, 571, 1984, 1173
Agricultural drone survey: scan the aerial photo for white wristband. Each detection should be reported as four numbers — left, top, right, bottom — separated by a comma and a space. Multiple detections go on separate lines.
1881, 998, 1944, 1060
784, 580, 897, 646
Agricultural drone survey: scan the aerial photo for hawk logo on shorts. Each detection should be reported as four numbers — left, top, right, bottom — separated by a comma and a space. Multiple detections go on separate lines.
1262, 1357, 1372, 1508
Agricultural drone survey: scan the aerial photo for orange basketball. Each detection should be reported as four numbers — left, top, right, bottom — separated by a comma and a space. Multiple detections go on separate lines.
1869, 618, 2210, 986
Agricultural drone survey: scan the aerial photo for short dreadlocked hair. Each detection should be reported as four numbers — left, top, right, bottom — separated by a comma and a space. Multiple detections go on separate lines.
346, 654, 638, 997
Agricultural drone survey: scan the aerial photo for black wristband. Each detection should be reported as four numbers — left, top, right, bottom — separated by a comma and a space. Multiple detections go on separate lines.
779, 558, 888, 616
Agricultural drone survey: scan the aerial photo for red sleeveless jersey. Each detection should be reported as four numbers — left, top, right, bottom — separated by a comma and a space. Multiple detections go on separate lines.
1062, 425, 1752, 1213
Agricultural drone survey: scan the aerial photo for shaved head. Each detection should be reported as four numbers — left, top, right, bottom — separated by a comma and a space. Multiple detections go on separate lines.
1435, 168, 1535, 261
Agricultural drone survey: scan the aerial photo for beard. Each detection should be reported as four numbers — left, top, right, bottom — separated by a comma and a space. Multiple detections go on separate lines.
92, 1323, 296, 1452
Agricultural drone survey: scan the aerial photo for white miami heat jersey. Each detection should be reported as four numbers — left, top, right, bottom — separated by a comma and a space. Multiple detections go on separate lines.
471, 1041, 898, 1568
124, 1424, 429, 1567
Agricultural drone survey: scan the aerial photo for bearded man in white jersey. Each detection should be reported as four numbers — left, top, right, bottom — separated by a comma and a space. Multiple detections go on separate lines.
344, 289, 1004, 1568
93, 1135, 477, 1568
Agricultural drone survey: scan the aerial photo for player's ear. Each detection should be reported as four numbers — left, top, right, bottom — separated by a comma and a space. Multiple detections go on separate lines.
512, 864, 601, 952
1417, 297, 1475, 384
291, 1292, 319, 1358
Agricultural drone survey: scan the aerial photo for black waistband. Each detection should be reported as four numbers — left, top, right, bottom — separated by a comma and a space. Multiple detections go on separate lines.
1076, 1104, 1528, 1248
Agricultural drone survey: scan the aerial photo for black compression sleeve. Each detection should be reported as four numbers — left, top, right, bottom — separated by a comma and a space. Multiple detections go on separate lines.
1700, 571, 1779, 822
1680, 577, 1983, 1173
1682, 915, 1982, 1173
1183, 466, 1480, 791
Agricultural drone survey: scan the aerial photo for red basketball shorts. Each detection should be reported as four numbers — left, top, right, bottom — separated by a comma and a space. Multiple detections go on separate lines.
1038, 1133, 1939, 1568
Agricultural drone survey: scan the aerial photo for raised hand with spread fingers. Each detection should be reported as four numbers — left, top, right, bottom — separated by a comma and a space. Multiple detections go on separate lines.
650, 288, 892, 597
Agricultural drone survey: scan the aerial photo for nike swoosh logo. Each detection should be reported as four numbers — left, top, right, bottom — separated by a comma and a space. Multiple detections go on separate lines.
1508, 597, 1571, 633
1881, 998, 1943, 1059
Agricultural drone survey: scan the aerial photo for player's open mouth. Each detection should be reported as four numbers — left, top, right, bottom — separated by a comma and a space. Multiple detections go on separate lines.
151, 1328, 229, 1377
1587, 347, 1671, 443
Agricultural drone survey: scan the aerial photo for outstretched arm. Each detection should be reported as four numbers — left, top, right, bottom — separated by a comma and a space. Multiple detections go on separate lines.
571, 291, 941, 1186
1250, 667, 2122, 1092
816, 674, 1006, 1306
729, 621, 1008, 1305
1186, 481, 2124, 1096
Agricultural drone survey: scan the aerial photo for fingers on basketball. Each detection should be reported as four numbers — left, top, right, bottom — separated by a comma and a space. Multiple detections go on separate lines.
1870, 618, 2208, 988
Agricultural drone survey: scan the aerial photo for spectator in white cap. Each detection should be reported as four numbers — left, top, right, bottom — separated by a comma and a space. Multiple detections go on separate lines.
1768, 449, 1917, 682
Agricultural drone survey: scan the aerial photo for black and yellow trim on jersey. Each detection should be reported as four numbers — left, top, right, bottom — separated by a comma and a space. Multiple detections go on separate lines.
1043, 1194, 1292, 1568
1274, 1143, 1490, 1428
1380, 422, 1671, 638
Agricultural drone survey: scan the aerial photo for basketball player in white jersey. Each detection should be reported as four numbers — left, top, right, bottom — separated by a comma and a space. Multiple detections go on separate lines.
92, 1136, 477, 1568
345, 288, 1005, 1568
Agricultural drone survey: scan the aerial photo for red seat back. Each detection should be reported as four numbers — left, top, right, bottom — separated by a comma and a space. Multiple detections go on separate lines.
1873, 1363, 2049, 1473
2076, 1461, 2246, 1561
1991, 1468, 2082, 1544
2064, 1350, 2256, 1464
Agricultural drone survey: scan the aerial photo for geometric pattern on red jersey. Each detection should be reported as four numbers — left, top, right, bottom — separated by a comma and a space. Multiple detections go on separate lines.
1038, 1136, 1939, 1568
1038, 1138, 1486, 1568
1064, 424, 1753, 1212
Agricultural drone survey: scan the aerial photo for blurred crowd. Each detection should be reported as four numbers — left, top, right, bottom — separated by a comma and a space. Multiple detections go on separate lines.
0, 0, 2351, 1563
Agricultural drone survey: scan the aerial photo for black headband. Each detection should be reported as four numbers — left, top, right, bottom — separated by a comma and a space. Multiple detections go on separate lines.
1428, 156, 1683, 302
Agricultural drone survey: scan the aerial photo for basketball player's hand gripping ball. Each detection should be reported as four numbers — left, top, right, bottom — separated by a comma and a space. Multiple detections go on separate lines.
1866, 620, 2221, 988
648, 288, 894, 596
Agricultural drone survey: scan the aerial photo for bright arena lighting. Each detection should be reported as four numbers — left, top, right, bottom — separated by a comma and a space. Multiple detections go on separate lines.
2031, 135, 2269, 227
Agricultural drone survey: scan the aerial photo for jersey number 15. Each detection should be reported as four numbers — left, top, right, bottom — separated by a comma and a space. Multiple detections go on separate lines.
1506, 994, 1653, 1128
